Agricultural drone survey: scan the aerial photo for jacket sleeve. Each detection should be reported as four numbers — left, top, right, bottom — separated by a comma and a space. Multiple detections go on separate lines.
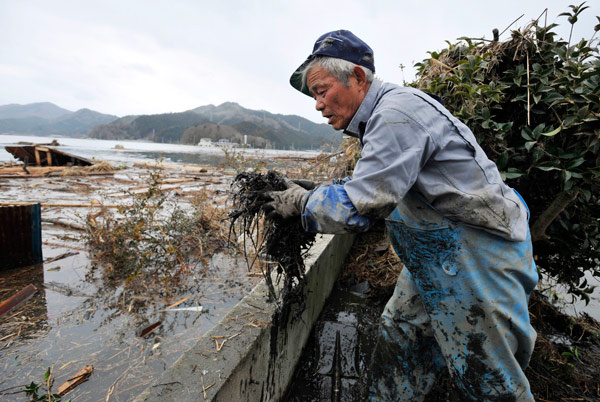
301, 184, 374, 234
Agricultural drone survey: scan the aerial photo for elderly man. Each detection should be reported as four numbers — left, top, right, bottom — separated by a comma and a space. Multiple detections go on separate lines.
265, 30, 538, 401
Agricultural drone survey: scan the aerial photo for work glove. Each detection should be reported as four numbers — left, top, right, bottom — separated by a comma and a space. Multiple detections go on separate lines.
262, 182, 309, 220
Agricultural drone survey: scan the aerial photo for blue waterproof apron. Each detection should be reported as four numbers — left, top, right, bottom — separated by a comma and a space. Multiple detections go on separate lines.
367, 191, 538, 401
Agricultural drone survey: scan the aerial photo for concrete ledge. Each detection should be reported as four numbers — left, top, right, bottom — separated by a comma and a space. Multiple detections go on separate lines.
135, 233, 355, 402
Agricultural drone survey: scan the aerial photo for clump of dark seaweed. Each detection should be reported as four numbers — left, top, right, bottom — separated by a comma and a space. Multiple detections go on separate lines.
228, 170, 316, 311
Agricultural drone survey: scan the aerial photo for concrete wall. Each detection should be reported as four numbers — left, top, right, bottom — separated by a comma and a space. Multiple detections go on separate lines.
135, 233, 355, 402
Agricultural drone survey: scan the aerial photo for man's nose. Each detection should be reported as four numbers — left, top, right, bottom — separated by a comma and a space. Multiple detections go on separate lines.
315, 98, 324, 111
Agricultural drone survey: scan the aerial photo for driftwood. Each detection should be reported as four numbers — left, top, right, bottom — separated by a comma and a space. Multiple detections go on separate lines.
0, 284, 37, 317
43, 251, 79, 264
0, 202, 121, 208
57, 365, 94, 396
137, 321, 162, 338
42, 218, 86, 231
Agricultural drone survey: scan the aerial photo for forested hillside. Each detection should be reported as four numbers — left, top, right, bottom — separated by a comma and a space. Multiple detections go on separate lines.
1, 101, 339, 150
90, 102, 341, 150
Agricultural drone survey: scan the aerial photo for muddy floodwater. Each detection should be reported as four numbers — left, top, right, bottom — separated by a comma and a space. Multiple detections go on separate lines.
0, 135, 320, 401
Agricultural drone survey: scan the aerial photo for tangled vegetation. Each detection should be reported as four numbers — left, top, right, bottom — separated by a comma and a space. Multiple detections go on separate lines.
84, 163, 228, 287
413, 4, 600, 300
228, 171, 316, 307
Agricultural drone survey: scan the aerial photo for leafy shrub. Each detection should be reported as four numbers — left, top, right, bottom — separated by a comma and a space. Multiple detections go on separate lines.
413, 4, 599, 299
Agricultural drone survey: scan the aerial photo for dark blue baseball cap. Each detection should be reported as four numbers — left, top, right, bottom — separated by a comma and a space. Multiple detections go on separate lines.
290, 30, 375, 96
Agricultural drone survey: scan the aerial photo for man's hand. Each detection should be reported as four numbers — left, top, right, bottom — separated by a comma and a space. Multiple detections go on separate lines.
263, 183, 308, 219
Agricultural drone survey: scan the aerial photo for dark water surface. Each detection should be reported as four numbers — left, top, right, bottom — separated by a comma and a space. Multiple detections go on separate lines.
284, 283, 385, 402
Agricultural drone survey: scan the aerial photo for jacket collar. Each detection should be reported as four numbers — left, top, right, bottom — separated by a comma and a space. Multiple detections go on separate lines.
344, 79, 382, 139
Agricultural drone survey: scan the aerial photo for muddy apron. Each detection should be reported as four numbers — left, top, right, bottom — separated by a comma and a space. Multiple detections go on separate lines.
366, 191, 538, 401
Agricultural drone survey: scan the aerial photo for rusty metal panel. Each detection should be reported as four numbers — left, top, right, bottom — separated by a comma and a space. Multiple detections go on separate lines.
0, 203, 42, 270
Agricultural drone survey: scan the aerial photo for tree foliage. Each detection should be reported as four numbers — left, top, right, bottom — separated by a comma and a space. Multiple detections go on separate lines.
413, 4, 600, 300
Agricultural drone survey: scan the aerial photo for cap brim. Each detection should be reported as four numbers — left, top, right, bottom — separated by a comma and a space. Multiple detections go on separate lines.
289, 58, 313, 97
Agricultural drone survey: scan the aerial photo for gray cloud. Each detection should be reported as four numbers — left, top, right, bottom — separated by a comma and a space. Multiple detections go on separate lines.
0, 0, 597, 123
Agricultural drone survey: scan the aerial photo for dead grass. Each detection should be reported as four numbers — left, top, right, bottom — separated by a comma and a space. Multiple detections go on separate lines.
60, 161, 115, 176
295, 137, 361, 183
339, 225, 403, 291
84, 163, 229, 288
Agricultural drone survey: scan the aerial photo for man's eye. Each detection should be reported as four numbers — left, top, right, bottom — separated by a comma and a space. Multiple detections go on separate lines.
312, 89, 326, 100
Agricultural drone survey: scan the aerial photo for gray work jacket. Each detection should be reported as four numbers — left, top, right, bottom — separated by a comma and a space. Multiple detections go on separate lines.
340, 79, 528, 241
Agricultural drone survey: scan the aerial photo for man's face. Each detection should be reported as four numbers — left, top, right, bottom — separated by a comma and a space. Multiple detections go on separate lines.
306, 65, 367, 130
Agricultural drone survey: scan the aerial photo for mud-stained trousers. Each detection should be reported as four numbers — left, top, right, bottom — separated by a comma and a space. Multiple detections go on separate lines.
366, 192, 539, 401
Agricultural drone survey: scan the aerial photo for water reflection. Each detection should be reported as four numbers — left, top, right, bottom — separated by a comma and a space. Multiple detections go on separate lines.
0, 248, 259, 401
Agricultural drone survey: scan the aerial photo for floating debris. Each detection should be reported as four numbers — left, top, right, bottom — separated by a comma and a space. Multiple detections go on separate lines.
0, 203, 42, 270
43, 251, 79, 264
57, 365, 94, 396
138, 321, 162, 338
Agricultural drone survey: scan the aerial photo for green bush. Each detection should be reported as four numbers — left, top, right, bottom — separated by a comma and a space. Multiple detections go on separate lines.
413, 4, 600, 300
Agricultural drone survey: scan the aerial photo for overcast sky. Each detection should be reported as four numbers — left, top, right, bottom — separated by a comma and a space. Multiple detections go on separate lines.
0, 1, 598, 123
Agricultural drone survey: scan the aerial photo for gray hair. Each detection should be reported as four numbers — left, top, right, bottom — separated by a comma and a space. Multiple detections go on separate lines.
300, 56, 374, 94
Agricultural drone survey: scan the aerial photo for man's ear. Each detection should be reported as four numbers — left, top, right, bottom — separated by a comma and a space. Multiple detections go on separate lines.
353, 66, 368, 89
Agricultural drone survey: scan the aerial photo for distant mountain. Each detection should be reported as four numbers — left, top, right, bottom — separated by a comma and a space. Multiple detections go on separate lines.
0, 102, 118, 137
188, 102, 339, 149
91, 102, 341, 150
0, 102, 71, 120
1, 101, 341, 150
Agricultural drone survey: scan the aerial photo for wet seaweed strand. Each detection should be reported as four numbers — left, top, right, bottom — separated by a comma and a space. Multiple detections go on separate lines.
228, 170, 316, 309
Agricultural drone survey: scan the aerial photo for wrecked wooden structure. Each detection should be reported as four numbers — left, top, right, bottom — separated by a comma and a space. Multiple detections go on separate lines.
5, 145, 93, 167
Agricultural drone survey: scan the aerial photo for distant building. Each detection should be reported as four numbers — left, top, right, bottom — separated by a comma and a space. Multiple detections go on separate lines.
197, 138, 215, 147
217, 139, 239, 148
198, 138, 241, 148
